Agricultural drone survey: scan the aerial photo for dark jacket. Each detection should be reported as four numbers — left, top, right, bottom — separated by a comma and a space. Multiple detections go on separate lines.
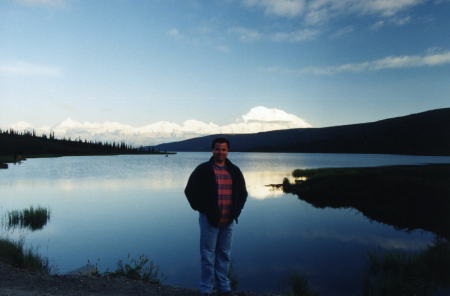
184, 157, 248, 227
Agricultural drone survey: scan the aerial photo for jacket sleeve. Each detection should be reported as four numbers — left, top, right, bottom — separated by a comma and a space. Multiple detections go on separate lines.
234, 167, 248, 215
184, 166, 201, 211
239, 167, 248, 205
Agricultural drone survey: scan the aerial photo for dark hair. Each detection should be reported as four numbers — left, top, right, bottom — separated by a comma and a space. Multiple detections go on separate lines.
211, 137, 230, 149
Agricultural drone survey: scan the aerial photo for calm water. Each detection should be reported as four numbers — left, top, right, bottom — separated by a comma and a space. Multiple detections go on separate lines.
1, 152, 450, 295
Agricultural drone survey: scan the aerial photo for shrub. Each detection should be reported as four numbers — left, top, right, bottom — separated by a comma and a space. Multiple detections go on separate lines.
0, 238, 51, 273
109, 254, 164, 285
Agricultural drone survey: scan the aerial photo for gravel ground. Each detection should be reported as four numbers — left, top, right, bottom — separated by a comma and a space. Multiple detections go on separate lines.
0, 263, 279, 296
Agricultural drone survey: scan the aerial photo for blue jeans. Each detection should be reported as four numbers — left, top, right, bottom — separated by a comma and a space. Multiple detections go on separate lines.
199, 213, 234, 294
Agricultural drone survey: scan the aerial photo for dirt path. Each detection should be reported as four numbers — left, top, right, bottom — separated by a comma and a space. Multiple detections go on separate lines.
0, 263, 277, 296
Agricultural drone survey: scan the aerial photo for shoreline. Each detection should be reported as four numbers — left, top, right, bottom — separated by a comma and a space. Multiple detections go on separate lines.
0, 262, 278, 296
0, 152, 176, 167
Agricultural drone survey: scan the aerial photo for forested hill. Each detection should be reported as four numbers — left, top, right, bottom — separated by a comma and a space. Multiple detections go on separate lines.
154, 108, 450, 156
0, 129, 161, 160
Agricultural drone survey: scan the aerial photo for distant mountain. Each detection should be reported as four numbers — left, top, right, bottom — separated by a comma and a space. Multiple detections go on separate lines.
154, 108, 450, 156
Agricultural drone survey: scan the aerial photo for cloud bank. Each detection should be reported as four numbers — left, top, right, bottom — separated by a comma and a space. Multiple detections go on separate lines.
3, 106, 312, 146
240, 0, 424, 21
0, 62, 61, 77
265, 49, 450, 75
303, 50, 450, 74
13, 0, 66, 7
243, 0, 306, 18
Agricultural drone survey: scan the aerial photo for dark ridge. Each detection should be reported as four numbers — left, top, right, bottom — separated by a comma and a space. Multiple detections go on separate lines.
153, 108, 450, 155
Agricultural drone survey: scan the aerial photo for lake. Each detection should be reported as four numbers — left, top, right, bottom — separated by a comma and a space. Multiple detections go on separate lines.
1, 152, 450, 295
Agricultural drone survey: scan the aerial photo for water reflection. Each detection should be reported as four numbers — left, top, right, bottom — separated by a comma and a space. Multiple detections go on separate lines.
365, 238, 450, 295
300, 228, 430, 251
281, 164, 450, 294
244, 171, 287, 199
282, 164, 450, 240
4, 177, 182, 192
2, 169, 287, 199
1, 153, 450, 295
5, 206, 51, 231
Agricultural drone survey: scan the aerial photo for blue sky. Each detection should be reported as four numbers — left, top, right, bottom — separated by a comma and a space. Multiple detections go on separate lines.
1, 0, 449, 145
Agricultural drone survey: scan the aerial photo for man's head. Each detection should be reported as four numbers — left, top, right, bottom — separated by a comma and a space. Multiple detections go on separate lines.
211, 137, 229, 165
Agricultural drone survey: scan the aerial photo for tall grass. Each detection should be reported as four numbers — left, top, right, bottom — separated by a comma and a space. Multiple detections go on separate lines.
108, 254, 165, 285
288, 274, 319, 296
0, 238, 51, 273
364, 238, 450, 295
7, 206, 50, 231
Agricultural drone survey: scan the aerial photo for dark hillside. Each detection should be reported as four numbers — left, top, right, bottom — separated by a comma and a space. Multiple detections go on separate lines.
154, 108, 450, 155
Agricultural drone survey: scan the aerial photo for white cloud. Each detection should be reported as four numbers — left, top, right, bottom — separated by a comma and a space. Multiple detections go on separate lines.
167, 28, 184, 40
229, 26, 318, 43
3, 106, 312, 146
272, 28, 319, 41
363, 0, 423, 16
268, 49, 450, 75
242, 106, 310, 125
329, 26, 354, 39
239, 0, 425, 25
393, 15, 412, 25
371, 15, 411, 30
304, 0, 423, 24
14, 0, 66, 7
370, 20, 385, 30
216, 45, 231, 53
228, 27, 263, 42
0, 62, 62, 77
243, 0, 306, 18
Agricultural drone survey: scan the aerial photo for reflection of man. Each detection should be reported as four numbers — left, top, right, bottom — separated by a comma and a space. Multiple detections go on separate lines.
185, 137, 248, 296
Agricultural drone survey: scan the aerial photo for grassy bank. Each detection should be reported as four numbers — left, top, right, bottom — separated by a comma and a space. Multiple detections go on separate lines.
0, 238, 50, 273
283, 164, 450, 239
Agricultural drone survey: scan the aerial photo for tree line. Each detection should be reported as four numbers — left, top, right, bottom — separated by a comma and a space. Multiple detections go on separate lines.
0, 128, 159, 157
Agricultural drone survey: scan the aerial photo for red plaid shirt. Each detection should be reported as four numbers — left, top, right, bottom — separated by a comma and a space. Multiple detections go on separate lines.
213, 165, 233, 226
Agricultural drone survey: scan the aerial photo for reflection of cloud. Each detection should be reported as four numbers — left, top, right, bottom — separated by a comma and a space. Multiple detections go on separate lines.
5, 167, 291, 200
4, 106, 311, 146
301, 229, 430, 250
8, 177, 182, 192
244, 170, 289, 200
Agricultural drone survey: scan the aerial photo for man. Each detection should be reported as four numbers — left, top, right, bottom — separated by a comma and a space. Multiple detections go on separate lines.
185, 137, 248, 296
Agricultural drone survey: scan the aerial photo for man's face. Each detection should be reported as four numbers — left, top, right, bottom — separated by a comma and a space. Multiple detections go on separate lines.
212, 142, 229, 163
